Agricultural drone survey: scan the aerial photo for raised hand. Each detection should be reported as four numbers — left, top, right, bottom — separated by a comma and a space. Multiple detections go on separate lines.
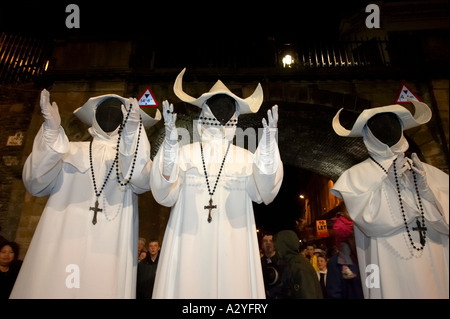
387, 153, 408, 186
262, 105, 278, 129
128, 98, 141, 123
410, 153, 428, 190
40, 89, 61, 131
163, 100, 178, 141
121, 98, 141, 134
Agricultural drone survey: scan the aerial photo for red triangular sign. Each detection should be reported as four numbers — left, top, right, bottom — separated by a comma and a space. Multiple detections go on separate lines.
138, 87, 158, 107
396, 82, 421, 104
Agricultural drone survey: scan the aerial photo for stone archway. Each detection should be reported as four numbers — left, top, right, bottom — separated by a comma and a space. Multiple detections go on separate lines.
137, 99, 367, 239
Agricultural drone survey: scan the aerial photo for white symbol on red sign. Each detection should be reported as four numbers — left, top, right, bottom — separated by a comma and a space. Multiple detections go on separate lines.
396, 82, 421, 104
138, 87, 158, 107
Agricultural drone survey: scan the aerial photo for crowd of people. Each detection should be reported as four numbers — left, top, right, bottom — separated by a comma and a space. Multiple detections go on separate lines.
1, 224, 364, 300
259, 217, 365, 300
1, 223, 364, 300
130, 209, 365, 300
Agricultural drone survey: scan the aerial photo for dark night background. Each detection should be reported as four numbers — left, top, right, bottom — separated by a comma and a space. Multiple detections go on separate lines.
0, 0, 367, 39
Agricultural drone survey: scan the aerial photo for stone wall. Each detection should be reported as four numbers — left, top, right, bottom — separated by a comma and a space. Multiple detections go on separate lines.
0, 84, 39, 247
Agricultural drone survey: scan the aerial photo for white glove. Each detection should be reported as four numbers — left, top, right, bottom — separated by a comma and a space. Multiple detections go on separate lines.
262, 104, 278, 129
387, 152, 408, 187
260, 105, 278, 155
163, 100, 178, 142
162, 100, 178, 178
40, 89, 61, 131
120, 98, 142, 157
123, 98, 141, 134
257, 105, 279, 173
409, 153, 434, 202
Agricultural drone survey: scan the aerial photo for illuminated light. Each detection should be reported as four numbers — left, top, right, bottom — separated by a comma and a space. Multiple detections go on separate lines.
282, 54, 294, 68
299, 194, 305, 199
44, 60, 50, 71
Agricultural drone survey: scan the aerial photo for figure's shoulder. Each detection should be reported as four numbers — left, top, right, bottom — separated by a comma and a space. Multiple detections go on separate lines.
332, 158, 386, 195
337, 158, 374, 179
68, 140, 89, 149
62, 141, 90, 172
423, 162, 449, 188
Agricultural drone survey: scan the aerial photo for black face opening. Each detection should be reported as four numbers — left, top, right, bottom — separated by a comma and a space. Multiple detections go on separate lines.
206, 94, 237, 126
367, 112, 402, 147
95, 98, 124, 133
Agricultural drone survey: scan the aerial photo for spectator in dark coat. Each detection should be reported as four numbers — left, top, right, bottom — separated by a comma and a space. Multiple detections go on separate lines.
0, 241, 22, 299
274, 230, 323, 299
136, 239, 160, 299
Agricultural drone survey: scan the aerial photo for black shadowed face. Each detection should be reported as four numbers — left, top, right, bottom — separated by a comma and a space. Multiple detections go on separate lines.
95, 98, 123, 133
206, 94, 237, 126
367, 112, 402, 147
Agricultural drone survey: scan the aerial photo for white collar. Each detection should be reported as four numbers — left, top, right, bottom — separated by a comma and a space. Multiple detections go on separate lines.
363, 125, 409, 161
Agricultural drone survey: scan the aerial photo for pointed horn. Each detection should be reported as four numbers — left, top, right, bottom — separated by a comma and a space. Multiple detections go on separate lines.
141, 108, 161, 129
173, 68, 197, 103
406, 97, 432, 125
332, 108, 352, 136
243, 83, 264, 113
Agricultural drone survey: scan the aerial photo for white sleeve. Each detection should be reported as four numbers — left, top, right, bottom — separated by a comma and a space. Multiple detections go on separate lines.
22, 125, 70, 197
150, 143, 181, 207
251, 131, 283, 205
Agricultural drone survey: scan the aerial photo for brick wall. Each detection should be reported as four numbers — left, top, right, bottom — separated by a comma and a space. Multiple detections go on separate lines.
0, 84, 39, 244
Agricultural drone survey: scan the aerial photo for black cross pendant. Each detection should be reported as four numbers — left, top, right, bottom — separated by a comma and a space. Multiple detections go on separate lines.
412, 219, 427, 246
89, 200, 102, 225
204, 198, 217, 223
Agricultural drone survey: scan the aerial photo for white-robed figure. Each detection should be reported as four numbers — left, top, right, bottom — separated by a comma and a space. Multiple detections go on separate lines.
330, 98, 449, 299
150, 69, 283, 298
10, 90, 160, 299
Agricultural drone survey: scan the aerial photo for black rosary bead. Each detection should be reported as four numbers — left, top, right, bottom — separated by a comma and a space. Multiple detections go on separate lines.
200, 141, 231, 223
199, 116, 237, 127
90, 139, 116, 198
90, 102, 143, 225
115, 104, 143, 187
369, 156, 426, 251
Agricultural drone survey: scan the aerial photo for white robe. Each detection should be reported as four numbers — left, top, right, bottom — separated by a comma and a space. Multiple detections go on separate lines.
331, 127, 449, 299
150, 127, 283, 298
10, 119, 151, 299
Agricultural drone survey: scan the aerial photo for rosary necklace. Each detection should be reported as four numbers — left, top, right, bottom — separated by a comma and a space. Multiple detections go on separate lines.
369, 155, 427, 251
115, 110, 143, 187
200, 141, 231, 223
199, 116, 238, 127
89, 140, 114, 225
89, 104, 142, 225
